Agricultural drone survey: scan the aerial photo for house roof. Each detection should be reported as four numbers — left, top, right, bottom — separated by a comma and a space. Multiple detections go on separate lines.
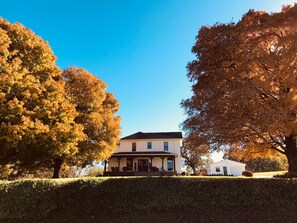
111, 151, 177, 157
211, 159, 246, 166
121, 131, 183, 140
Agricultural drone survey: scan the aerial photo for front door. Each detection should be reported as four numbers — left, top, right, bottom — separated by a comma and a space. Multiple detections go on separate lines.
223, 166, 228, 176
126, 158, 133, 171
138, 159, 149, 172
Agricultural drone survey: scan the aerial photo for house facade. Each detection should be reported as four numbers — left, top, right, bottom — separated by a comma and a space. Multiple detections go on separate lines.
104, 131, 183, 176
207, 159, 246, 176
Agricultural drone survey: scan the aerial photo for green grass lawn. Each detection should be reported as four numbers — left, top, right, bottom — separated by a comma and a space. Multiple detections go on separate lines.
1, 177, 297, 223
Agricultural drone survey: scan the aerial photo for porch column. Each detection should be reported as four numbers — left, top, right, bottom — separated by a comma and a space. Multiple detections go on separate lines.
173, 157, 176, 172
149, 157, 154, 171
161, 156, 165, 171
104, 160, 107, 173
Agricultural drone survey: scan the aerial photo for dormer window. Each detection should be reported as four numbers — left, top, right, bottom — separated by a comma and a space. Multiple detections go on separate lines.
147, 142, 152, 149
164, 142, 168, 151
132, 142, 136, 152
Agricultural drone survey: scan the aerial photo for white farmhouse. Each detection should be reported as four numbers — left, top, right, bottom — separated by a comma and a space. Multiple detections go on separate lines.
207, 159, 246, 176
104, 131, 183, 176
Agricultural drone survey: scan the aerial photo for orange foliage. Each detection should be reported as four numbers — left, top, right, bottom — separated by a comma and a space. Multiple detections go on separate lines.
0, 18, 84, 173
63, 67, 121, 166
182, 5, 297, 171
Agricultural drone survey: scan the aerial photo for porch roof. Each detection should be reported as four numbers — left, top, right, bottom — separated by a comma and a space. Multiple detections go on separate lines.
110, 151, 177, 158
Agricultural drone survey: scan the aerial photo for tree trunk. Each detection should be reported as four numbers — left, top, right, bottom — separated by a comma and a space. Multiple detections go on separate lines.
190, 165, 197, 175
52, 158, 63, 178
285, 135, 297, 173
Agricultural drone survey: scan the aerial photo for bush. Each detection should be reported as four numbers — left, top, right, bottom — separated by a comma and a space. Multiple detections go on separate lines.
274, 172, 297, 178
1, 177, 297, 222
242, 170, 253, 177
245, 157, 288, 172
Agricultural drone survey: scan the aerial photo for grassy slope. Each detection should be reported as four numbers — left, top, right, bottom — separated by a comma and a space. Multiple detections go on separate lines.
0, 177, 297, 223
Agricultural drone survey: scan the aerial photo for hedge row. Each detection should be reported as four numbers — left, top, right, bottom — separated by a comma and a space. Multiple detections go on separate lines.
0, 177, 297, 222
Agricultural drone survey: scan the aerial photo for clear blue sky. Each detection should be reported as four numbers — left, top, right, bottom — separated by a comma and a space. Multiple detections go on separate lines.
0, 0, 295, 137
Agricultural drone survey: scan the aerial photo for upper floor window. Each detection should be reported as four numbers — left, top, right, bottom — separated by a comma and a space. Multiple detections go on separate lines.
164, 142, 168, 151
147, 142, 152, 149
132, 142, 136, 152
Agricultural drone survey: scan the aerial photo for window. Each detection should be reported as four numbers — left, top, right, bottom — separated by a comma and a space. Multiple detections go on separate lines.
167, 158, 173, 171
164, 142, 168, 151
147, 142, 152, 149
132, 142, 136, 152
216, 167, 220, 172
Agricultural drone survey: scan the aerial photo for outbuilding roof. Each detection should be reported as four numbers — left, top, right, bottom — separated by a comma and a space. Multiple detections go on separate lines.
121, 131, 183, 140
211, 159, 246, 166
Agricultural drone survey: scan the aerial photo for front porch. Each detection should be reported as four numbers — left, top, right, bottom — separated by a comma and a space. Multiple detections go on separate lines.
104, 151, 178, 176
104, 171, 177, 176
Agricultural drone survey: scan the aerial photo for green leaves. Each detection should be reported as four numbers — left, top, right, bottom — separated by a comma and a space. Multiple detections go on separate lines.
1, 178, 297, 222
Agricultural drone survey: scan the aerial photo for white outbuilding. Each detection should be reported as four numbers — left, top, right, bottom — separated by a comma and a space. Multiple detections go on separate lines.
207, 159, 246, 176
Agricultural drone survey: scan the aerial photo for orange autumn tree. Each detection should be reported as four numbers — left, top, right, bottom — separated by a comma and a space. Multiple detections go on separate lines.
182, 5, 297, 173
181, 135, 211, 174
62, 67, 121, 167
0, 19, 84, 178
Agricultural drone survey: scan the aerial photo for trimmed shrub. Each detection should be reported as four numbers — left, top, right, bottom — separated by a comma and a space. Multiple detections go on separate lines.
274, 171, 297, 178
1, 177, 297, 222
242, 170, 253, 177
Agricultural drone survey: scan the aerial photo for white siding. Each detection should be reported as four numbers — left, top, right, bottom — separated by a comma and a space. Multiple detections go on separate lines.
230, 166, 245, 176
207, 160, 246, 176
116, 139, 181, 155
109, 137, 183, 174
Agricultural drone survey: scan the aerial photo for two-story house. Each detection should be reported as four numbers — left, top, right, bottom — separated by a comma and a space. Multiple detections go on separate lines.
104, 131, 183, 176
